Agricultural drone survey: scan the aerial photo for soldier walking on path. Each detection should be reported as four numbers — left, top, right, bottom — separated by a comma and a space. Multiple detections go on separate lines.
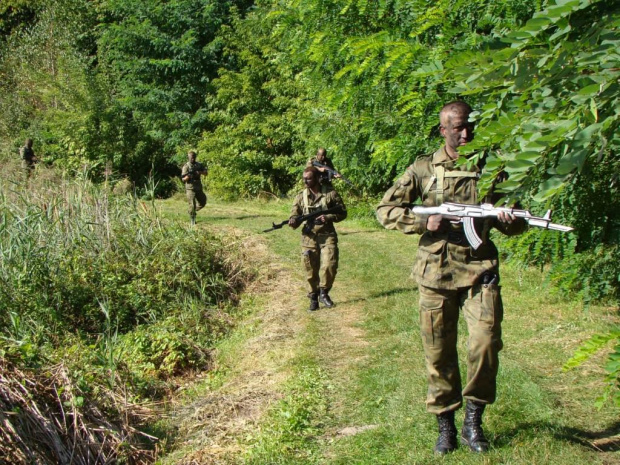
181, 150, 208, 225
376, 101, 527, 454
289, 167, 347, 311
20, 138, 38, 177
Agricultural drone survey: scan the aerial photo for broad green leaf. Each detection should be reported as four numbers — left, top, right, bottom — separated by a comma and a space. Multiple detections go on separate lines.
518, 151, 543, 161
574, 123, 602, 143
532, 175, 568, 202
522, 17, 552, 33
495, 179, 520, 192
555, 149, 588, 175
590, 98, 599, 122
578, 83, 600, 96
506, 158, 537, 172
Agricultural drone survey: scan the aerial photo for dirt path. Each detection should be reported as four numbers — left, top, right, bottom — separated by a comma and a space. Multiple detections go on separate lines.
158, 220, 349, 462
156, 200, 382, 463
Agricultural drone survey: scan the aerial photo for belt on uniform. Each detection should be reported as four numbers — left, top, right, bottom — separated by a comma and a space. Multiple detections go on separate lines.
431, 230, 467, 245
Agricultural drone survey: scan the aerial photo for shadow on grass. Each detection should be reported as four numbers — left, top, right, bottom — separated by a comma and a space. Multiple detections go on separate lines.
339, 229, 382, 236
203, 214, 275, 222
338, 287, 416, 305
496, 420, 620, 452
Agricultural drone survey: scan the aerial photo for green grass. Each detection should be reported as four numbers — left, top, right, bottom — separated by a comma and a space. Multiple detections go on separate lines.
156, 196, 619, 464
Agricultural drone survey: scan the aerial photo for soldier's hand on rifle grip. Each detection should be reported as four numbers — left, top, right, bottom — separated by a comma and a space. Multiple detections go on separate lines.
497, 211, 515, 224
426, 214, 446, 232
288, 218, 300, 229
315, 215, 327, 224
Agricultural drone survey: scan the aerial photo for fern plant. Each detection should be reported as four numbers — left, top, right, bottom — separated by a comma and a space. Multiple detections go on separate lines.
564, 328, 620, 408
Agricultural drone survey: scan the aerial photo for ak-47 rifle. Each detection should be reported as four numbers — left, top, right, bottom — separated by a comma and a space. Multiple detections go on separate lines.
311, 161, 356, 188
181, 163, 206, 182
263, 206, 344, 233
411, 202, 573, 250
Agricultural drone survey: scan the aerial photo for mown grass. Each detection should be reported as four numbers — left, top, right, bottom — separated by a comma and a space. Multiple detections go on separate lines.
158, 196, 619, 464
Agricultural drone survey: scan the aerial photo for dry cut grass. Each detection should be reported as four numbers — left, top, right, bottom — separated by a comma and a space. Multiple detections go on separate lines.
0, 358, 157, 464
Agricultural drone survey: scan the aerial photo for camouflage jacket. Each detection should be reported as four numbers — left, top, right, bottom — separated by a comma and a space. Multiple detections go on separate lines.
291, 185, 347, 245
376, 146, 526, 289
181, 161, 207, 190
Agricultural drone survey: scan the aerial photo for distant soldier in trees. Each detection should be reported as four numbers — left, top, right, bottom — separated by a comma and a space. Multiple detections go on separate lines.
306, 147, 341, 185
181, 150, 208, 225
20, 138, 38, 177
289, 167, 347, 311
376, 101, 527, 454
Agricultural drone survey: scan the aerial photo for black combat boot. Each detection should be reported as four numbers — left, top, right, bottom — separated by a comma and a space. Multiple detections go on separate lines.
461, 401, 490, 452
434, 411, 458, 454
308, 293, 319, 311
319, 288, 334, 307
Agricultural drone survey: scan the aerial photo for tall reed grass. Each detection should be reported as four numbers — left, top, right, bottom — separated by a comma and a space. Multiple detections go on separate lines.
0, 165, 252, 463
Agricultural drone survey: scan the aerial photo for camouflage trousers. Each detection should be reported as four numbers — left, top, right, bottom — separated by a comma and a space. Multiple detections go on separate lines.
185, 188, 207, 219
418, 282, 504, 414
301, 233, 339, 294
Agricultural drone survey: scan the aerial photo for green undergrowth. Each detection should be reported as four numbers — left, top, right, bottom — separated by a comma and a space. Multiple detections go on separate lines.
0, 168, 253, 462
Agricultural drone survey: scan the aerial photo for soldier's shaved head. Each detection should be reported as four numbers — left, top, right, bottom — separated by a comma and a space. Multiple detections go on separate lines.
439, 101, 472, 128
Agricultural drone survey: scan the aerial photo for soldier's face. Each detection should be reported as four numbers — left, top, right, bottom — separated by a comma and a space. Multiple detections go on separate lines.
441, 112, 474, 152
303, 172, 318, 188
188, 153, 196, 163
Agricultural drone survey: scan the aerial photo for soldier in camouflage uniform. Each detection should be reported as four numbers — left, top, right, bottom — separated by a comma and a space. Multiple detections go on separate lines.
20, 138, 38, 177
376, 101, 526, 454
306, 147, 341, 185
289, 166, 347, 311
181, 151, 208, 224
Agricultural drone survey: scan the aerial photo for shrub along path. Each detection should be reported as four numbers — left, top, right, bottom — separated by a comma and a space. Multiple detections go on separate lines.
158, 197, 619, 464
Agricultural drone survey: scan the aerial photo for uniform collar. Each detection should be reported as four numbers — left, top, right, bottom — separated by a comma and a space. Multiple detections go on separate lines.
431, 146, 457, 165
432, 146, 481, 172
306, 186, 324, 198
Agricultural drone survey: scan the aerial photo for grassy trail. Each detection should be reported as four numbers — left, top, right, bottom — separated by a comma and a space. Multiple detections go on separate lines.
158, 196, 619, 464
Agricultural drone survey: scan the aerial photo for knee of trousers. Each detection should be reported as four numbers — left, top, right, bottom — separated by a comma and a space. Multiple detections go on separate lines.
465, 283, 504, 353
302, 248, 320, 273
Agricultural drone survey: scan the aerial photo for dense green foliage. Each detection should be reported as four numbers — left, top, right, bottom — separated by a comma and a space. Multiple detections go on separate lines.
0, 0, 249, 188
0, 167, 251, 460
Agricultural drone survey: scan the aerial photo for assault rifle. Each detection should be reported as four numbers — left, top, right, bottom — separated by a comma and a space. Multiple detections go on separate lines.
411, 202, 574, 250
181, 163, 206, 182
263, 206, 344, 233
312, 161, 356, 188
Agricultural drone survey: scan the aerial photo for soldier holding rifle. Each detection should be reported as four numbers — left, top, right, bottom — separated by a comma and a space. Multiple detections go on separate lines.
289, 167, 347, 311
306, 147, 340, 185
376, 101, 528, 454
181, 150, 208, 225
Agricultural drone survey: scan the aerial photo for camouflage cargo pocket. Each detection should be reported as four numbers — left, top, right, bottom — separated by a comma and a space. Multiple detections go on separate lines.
478, 284, 504, 329
419, 298, 445, 346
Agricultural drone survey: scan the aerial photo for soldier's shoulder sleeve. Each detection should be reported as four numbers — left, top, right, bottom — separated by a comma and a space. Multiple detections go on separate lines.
325, 189, 347, 222
290, 191, 304, 218
181, 163, 189, 176
376, 164, 427, 234
306, 157, 315, 168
